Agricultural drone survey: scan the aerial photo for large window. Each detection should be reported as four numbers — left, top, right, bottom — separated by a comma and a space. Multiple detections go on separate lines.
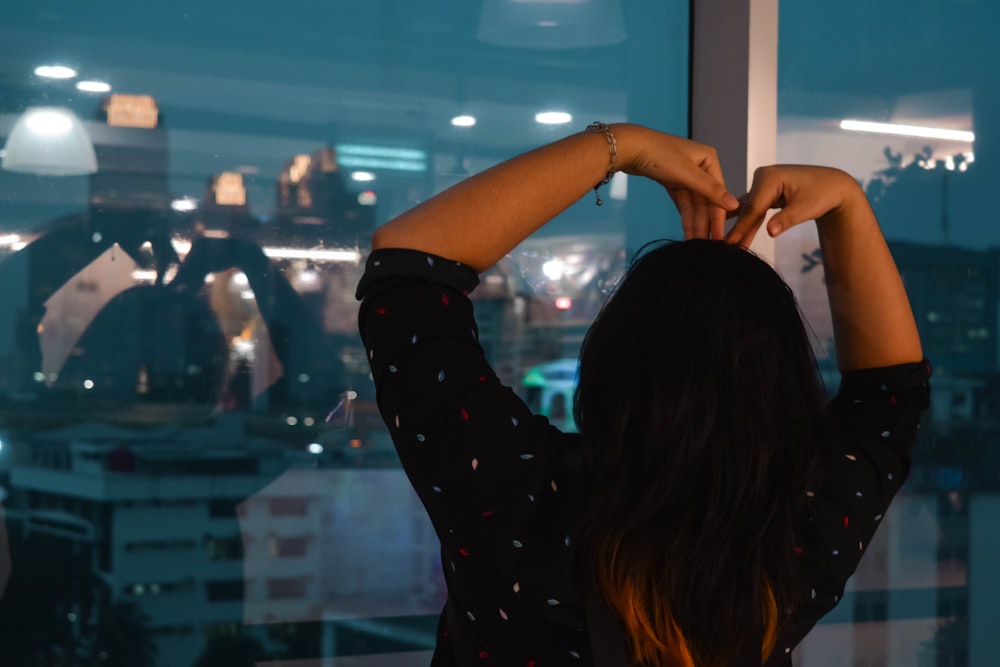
0, 2, 689, 665
777, 2, 998, 665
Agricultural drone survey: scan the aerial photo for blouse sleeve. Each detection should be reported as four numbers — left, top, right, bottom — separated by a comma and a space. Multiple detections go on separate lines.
357, 248, 565, 538
771, 360, 932, 658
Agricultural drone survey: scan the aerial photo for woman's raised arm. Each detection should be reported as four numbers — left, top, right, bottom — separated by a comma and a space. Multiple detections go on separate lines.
726, 165, 923, 372
371, 123, 740, 273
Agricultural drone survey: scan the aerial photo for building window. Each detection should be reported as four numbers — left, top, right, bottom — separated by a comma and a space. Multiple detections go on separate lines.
269, 496, 309, 517
269, 535, 309, 558
205, 535, 244, 561
208, 498, 245, 518
267, 576, 309, 599
205, 579, 244, 602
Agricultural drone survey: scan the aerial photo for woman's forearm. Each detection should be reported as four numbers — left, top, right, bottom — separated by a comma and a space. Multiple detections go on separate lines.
817, 187, 923, 372
726, 165, 923, 372
371, 123, 738, 273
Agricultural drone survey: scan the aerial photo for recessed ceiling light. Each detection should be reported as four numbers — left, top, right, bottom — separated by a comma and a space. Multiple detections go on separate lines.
76, 80, 111, 93
34, 65, 77, 79
535, 111, 573, 125
451, 115, 477, 128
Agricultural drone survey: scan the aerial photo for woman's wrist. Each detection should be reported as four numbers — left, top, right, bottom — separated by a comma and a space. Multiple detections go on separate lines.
816, 171, 871, 228
604, 123, 646, 174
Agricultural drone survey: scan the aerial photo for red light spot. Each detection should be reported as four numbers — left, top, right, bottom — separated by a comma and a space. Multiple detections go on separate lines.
461, 408, 469, 421
349, 439, 363, 449
554, 296, 572, 310
482, 510, 494, 517
458, 547, 470, 556
793, 545, 803, 555
479, 652, 488, 659
442, 293, 450, 305
376, 308, 386, 315
843, 516, 850, 528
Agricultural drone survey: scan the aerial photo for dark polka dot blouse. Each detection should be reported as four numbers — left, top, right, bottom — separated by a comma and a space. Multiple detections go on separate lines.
357, 248, 931, 667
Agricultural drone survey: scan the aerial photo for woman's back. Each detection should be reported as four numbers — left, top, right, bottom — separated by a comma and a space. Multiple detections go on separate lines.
358, 123, 929, 665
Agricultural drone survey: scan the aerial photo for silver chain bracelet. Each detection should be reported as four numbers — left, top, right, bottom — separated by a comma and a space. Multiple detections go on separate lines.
586, 122, 617, 206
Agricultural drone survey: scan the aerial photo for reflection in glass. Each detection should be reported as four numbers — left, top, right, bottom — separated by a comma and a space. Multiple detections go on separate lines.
778, 1, 997, 664
0, 1, 689, 664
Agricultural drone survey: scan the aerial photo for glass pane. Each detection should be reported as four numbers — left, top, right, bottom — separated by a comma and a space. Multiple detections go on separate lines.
0, 2, 689, 664
778, 3, 995, 665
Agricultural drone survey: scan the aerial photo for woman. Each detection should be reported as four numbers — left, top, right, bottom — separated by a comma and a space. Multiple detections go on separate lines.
357, 123, 929, 666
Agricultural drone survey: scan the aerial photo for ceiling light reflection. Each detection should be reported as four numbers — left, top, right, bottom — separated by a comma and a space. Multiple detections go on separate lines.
170, 238, 361, 264
76, 81, 111, 93
451, 115, 477, 127
262, 247, 360, 262
535, 111, 573, 125
170, 196, 198, 212
840, 119, 974, 143
35, 65, 77, 79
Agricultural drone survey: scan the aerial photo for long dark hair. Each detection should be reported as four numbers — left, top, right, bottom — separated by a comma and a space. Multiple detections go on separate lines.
574, 239, 830, 666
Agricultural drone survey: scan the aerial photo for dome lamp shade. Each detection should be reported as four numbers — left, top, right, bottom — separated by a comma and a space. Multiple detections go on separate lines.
2, 107, 98, 176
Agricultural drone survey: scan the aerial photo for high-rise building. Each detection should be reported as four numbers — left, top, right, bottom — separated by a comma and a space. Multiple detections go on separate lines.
89, 94, 169, 213
889, 241, 1000, 377
274, 148, 374, 247
5, 418, 441, 665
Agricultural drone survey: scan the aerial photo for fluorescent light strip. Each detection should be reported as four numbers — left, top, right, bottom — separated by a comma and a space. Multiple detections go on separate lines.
170, 238, 359, 263
840, 119, 974, 143
337, 156, 426, 172
335, 144, 426, 160
262, 247, 360, 262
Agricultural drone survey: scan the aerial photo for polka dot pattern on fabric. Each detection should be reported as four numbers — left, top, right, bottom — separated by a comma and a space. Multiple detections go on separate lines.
356, 248, 932, 667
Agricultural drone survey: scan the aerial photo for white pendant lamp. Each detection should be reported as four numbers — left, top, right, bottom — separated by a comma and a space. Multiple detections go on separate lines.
2, 107, 98, 176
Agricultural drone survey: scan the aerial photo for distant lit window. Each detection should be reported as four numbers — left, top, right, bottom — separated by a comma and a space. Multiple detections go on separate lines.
205, 535, 244, 561
212, 172, 247, 206
104, 93, 159, 128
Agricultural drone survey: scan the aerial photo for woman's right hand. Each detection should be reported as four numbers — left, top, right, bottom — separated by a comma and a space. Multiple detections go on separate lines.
724, 165, 867, 248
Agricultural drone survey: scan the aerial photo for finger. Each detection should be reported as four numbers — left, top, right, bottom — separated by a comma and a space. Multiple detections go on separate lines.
710, 201, 726, 240
725, 195, 771, 247
670, 188, 697, 239
763, 201, 819, 238
673, 159, 740, 213
694, 192, 726, 240
692, 193, 711, 239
